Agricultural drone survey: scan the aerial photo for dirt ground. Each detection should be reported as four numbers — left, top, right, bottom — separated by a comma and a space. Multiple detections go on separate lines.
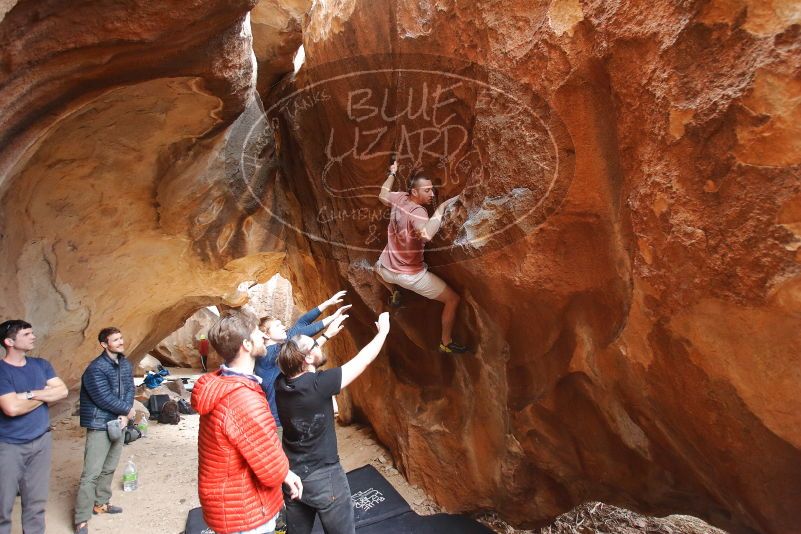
9, 372, 439, 534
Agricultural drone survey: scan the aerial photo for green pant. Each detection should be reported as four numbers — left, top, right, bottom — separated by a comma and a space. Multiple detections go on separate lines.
74, 429, 123, 524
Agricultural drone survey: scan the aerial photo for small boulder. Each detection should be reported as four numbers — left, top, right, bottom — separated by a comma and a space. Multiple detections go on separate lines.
138, 354, 162, 372
132, 399, 150, 420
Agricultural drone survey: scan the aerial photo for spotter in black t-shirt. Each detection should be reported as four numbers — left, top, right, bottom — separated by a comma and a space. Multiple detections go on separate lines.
275, 367, 342, 479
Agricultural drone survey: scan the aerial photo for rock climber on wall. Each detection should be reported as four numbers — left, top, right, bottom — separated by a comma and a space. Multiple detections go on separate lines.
375, 160, 468, 354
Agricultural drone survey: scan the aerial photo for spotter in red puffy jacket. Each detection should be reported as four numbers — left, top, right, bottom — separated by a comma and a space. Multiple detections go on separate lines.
192, 369, 288, 534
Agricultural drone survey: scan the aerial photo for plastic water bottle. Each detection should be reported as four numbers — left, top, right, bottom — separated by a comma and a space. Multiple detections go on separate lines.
123, 457, 138, 492
136, 418, 148, 438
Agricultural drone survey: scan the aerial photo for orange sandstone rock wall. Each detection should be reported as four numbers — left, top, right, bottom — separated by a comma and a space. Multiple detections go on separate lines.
0, 0, 302, 383
266, 1, 801, 532
0, 0, 799, 532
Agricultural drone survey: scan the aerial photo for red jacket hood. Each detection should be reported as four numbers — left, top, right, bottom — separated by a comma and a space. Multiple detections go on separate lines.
191, 370, 260, 416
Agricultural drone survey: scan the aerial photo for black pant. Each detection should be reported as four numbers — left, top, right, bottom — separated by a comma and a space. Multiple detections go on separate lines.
284, 464, 354, 534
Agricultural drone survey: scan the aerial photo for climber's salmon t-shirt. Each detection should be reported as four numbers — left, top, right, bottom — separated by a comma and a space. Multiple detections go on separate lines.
379, 192, 429, 274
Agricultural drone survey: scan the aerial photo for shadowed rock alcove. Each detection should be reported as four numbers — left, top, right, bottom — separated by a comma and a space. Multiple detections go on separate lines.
1, 1, 800, 533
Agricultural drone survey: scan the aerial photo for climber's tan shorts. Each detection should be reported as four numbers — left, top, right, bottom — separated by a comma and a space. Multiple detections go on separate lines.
375, 262, 447, 300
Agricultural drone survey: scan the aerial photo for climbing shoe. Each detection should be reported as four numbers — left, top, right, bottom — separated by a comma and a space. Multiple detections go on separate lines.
74, 522, 88, 534
93, 503, 122, 514
388, 289, 402, 307
439, 341, 469, 354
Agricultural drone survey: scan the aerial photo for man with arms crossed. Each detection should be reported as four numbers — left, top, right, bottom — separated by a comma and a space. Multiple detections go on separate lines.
192, 309, 302, 534
276, 311, 390, 534
257, 290, 350, 438
376, 161, 467, 353
0, 320, 68, 534
74, 327, 136, 534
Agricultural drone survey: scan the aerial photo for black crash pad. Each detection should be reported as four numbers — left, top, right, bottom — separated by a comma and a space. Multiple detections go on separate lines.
184, 506, 212, 534
185, 464, 492, 534
311, 464, 492, 533
356, 511, 494, 533
310, 464, 411, 531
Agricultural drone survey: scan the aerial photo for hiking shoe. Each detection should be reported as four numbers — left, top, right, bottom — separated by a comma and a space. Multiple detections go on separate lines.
74, 522, 88, 534
93, 503, 122, 515
439, 341, 469, 354
388, 289, 402, 307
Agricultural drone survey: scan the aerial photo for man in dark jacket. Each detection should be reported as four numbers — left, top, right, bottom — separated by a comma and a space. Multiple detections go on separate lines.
73, 327, 135, 534
255, 290, 350, 438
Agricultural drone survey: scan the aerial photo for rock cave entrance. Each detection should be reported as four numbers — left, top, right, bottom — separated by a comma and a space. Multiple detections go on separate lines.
148, 305, 221, 370
148, 274, 299, 372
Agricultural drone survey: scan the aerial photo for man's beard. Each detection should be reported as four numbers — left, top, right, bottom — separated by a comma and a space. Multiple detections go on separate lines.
313, 353, 328, 368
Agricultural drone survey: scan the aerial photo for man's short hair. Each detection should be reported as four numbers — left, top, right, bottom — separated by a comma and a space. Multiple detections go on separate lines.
208, 309, 259, 364
0, 319, 32, 349
407, 175, 431, 192
98, 327, 121, 344
259, 315, 279, 329
278, 335, 309, 377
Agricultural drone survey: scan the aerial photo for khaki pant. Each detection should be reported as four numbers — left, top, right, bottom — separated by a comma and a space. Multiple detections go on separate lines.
74, 429, 123, 524
375, 262, 447, 299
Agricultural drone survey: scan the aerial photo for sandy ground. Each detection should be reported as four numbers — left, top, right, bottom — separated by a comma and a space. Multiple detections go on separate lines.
9, 371, 439, 534
8, 369, 725, 534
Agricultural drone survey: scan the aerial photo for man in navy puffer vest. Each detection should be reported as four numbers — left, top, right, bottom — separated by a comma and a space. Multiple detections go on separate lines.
73, 327, 135, 534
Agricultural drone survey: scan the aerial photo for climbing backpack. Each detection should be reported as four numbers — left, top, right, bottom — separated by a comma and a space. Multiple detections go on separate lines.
177, 398, 196, 415
147, 394, 170, 420
158, 400, 181, 425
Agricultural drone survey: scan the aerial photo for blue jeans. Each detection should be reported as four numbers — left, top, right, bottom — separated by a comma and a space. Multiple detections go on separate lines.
284, 464, 354, 534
